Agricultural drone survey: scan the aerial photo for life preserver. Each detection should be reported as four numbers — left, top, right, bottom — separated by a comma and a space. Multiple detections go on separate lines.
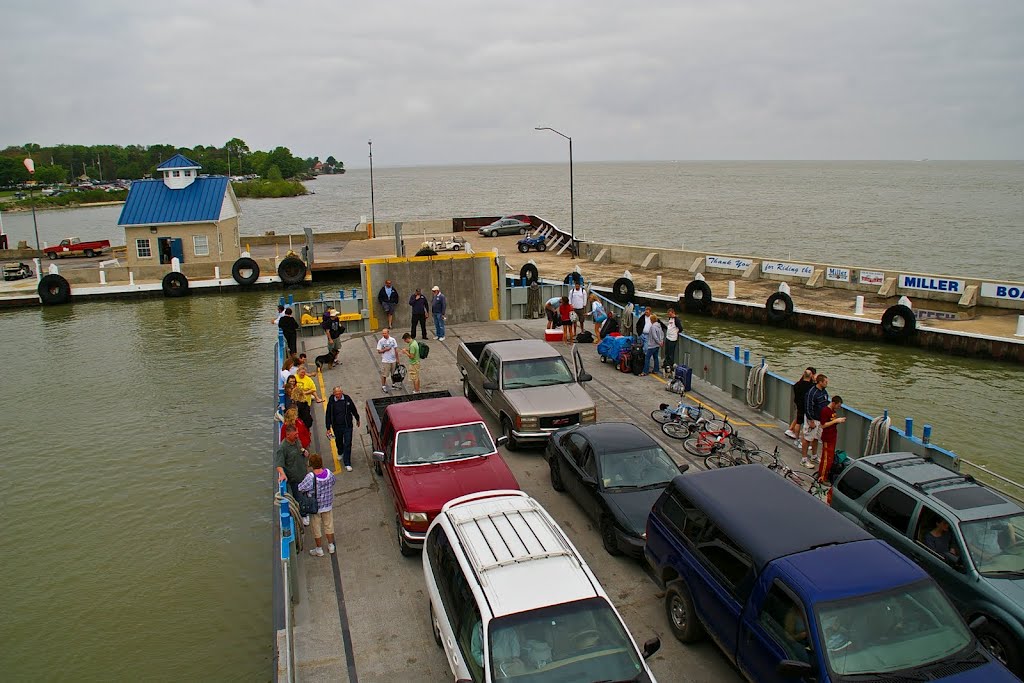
881, 304, 916, 340
231, 257, 260, 286
683, 280, 712, 313
520, 263, 539, 285
611, 277, 635, 303
563, 272, 583, 286
765, 292, 794, 322
38, 274, 71, 305
162, 272, 189, 297
277, 256, 306, 285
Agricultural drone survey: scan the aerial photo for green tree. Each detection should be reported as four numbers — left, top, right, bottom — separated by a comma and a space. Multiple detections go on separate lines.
0, 156, 29, 185
267, 165, 283, 181
35, 165, 67, 184
325, 155, 337, 166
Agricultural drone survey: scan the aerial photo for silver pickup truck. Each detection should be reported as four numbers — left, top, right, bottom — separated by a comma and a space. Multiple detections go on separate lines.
456, 338, 595, 449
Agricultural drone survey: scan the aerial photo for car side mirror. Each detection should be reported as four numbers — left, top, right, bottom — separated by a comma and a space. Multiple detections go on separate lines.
495, 435, 508, 447
678, 463, 690, 474
372, 451, 385, 463
578, 372, 592, 383
483, 381, 499, 391
581, 475, 598, 488
642, 636, 661, 659
776, 659, 814, 678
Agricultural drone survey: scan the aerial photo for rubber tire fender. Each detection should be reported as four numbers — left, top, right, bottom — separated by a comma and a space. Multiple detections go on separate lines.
563, 272, 583, 286
880, 304, 916, 339
765, 292, 794, 322
231, 257, 260, 286
683, 280, 712, 314
611, 277, 635, 303
277, 256, 306, 285
162, 272, 189, 297
38, 274, 71, 306
519, 262, 539, 285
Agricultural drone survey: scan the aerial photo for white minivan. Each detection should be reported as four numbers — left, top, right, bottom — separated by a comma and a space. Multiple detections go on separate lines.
422, 490, 661, 682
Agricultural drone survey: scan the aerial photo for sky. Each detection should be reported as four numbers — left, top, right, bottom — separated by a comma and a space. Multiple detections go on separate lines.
2, 0, 1022, 166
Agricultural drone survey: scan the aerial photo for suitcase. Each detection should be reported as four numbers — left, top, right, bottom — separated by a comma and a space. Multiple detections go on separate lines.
618, 351, 632, 373
630, 345, 645, 375
673, 353, 693, 392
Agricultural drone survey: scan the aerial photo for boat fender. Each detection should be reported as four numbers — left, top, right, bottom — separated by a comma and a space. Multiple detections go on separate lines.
765, 292, 794, 322
683, 280, 712, 314
38, 274, 71, 306
231, 257, 260, 286
277, 256, 306, 285
162, 272, 190, 297
563, 272, 583, 286
881, 304, 916, 340
520, 262, 539, 285
611, 277, 635, 303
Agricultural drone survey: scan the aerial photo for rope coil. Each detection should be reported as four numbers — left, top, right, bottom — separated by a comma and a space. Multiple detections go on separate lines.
274, 490, 305, 552
745, 361, 767, 408
864, 414, 892, 456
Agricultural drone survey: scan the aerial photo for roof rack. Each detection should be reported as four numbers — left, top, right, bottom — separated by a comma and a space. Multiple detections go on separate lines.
912, 472, 976, 492
868, 454, 928, 471
452, 503, 575, 577
869, 454, 977, 494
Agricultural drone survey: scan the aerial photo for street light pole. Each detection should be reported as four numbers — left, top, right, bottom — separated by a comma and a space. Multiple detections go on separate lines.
368, 140, 376, 238
23, 157, 40, 251
534, 126, 575, 259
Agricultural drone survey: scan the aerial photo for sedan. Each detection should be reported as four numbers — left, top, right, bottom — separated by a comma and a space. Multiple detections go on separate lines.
546, 422, 688, 558
479, 217, 531, 237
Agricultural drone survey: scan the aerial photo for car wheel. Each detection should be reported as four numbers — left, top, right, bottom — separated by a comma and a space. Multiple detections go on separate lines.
665, 580, 704, 643
550, 459, 565, 492
489, 230, 498, 237
396, 516, 417, 557
373, 458, 382, 476
502, 417, 518, 451
462, 378, 477, 403
47, 252, 56, 260
518, 243, 530, 253
519, 227, 527, 235
452, 244, 460, 251
977, 619, 1022, 675
84, 249, 95, 258
429, 602, 443, 648
601, 517, 623, 556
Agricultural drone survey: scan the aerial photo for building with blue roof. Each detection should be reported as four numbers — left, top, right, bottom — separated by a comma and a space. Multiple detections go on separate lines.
119, 155, 241, 268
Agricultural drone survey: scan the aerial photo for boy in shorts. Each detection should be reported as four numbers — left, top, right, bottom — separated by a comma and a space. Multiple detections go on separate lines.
401, 333, 422, 393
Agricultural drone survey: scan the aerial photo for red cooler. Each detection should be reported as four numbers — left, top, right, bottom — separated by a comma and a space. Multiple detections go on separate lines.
544, 328, 562, 342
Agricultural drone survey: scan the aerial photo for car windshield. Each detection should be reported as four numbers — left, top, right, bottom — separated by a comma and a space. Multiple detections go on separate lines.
960, 513, 1024, 576
503, 358, 575, 389
814, 581, 972, 676
394, 422, 495, 465
487, 597, 648, 682
599, 447, 679, 490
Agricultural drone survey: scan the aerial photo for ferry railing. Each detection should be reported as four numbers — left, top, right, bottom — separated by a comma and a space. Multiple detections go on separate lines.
273, 329, 298, 683
955, 459, 1024, 505
277, 291, 369, 345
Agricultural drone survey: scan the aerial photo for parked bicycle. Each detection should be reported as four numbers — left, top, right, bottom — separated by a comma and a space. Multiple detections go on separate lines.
662, 411, 734, 441
760, 446, 830, 501
679, 416, 736, 456
703, 434, 773, 469
650, 398, 713, 427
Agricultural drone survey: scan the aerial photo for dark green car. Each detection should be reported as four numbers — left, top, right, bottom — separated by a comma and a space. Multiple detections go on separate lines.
830, 452, 1024, 677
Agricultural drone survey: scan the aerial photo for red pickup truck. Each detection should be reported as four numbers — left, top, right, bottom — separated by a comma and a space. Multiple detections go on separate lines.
44, 237, 111, 259
367, 391, 519, 556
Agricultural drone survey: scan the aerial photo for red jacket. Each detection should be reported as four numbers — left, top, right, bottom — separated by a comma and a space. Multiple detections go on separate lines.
281, 421, 311, 449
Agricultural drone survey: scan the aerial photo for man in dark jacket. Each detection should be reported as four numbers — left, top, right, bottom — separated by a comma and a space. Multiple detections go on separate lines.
277, 307, 299, 356
325, 386, 360, 472
377, 279, 399, 328
409, 288, 429, 339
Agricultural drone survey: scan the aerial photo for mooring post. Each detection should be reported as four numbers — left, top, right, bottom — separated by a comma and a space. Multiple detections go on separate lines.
743, 349, 750, 366
655, 275, 663, 292
214, 266, 221, 280
727, 281, 736, 299
905, 417, 914, 438
854, 295, 865, 315
1016, 315, 1024, 337
287, 294, 294, 306
339, 290, 345, 300
734, 345, 741, 362
923, 424, 932, 445
99, 264, 106, 285
129, 271, 135, 286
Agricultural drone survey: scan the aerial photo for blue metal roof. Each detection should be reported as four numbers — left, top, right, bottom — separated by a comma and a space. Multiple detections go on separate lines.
156, 154, 201, 170
118, 177, 230, 226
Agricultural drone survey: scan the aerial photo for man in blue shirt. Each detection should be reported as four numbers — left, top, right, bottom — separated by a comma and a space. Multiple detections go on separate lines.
801, 374, 830, 469
431, 285, 447, 341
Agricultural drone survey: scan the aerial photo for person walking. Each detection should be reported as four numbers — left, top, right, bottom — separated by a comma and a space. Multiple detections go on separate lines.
294, 365, 323, 429
377, 279, 399, 329
801, 373, 830, 469
588, 293, 607, 340
664, 307, 681, 369
431, 285, 447, 341
297, 453, 337, 556
641, 313, 664, 376
817, 395, 846, 484
325, 386, 360, 472
275, 424, 310, 525
376, 328, 400, 392
323, 310, 344, 366
401, 333, 422, 393
278, 307, 299, 356
568, 281, 587, 325
409, 288, 429, 339
786, 367, 816, 442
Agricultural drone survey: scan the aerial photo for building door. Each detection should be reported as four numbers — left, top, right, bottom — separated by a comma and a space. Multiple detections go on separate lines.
158, 237, 185, 264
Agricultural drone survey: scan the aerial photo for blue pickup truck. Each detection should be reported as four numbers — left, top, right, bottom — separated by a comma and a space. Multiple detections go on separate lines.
644, 465, 1016, 682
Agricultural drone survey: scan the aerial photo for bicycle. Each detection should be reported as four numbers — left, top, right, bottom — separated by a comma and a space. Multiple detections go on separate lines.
662, 412, 733, 441
650, 398, 713, 427
680, 417, 735, 456
761, 447, 830, 501
703, 433, 767, 469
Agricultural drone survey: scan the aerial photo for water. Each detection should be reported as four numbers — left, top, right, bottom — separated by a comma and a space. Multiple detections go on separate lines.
2, 163, 1023, 679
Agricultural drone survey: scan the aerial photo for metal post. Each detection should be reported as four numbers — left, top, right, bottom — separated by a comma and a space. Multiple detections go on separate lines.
534, 126, 575, 258
905, 417, 914, 438
368, 140, 376, 239
29, 185, 40, 251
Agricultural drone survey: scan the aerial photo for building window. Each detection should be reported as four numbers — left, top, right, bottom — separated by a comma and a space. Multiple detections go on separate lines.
172, 170, 180, 177
136, 238, 152, 258
193, 235, 210, 256
184, 170, 192, 177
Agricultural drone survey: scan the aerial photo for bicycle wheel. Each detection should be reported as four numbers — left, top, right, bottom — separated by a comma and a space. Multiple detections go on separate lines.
704, 453, 734, 469
683, 436, 713, 457
744, 450, 776, 467
728, 435, 758, 454
662, 421, 691, 440
704, 418, 734, 436
683, 405, 714, 423
807, 479, 831, 501
784, 469, 819, 491
650, 408, 674, 425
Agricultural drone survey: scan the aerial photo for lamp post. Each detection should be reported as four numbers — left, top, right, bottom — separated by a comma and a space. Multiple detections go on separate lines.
368, 140, 376, 239
23, 157, 40, 251
534, 126, 574, 259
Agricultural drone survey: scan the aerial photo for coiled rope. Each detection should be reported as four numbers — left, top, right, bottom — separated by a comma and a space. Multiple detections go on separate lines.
864, 414, 892, 456
745, 361, 767, 408
274, 490, 305, 552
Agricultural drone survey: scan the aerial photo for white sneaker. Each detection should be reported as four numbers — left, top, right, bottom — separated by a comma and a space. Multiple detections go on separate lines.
800, 458, 814, 469
438, 337, 445, 342
310, 547, 324, 557
301, 515, 310, 526
381, 385, 388, 393
328, 543, 336, 554
345, 465, 352, 472
784, 429, 797, 439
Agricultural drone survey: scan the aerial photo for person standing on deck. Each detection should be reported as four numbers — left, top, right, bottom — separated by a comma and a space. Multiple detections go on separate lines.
786, 367, 816, 442
641, 314, 664, 376
431, 285, 447, 341
544, 296, 562, 330
377, 279, 399, 329
278, 307, 299, 356
558, 296, 574, 344
294, 365, 323, 429
801, 373, 830, 469
588, 293, 607, 341
568, 282, 587, 326
402, 333, 422, 393
280, 408, 311, 449
325, 386, 360, 472
636, 307, 653, 347
272, 304, 285, 325
664, 308, 681, 370
275, 424, 310, 525
324, 310, 344, 366
376, 328, 400, 393
817, 395, 846, 484
298, 453, 337, 556
409, 288, 429, 340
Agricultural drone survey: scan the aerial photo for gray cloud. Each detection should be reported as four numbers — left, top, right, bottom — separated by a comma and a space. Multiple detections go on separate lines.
2, 0, 1021, 164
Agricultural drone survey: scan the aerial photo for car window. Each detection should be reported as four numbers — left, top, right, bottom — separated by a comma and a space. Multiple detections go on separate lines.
696, 525, 754, 600
836, 467, 880, 501
866, 486, 918, 535
482, 354, 499, 384
759, 583, 812, 664
660, 490, 709, 543
961, 513, 1024, 576
914, 507, 964, 569
580, 448, 597, 479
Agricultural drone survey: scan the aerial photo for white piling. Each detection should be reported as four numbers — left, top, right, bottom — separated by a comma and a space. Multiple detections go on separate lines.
171, 257, 181, 273
623, 269, 632, 280
898, 295, 913, 308
727, 281, 737, 299
854, 295, 865, 315
779, 282, 791, 295
695, 272, 706, 281
33, 257, 41, 284
48, 263, 59, 275
214, 266, 221, 280
1016, 315, 1024, 337
129, 272, 135, 286
655, 275, 663, 292
99, 266, 106, 285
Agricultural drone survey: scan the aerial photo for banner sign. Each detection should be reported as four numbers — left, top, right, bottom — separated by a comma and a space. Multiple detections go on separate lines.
899, 275, 964, 293
761, 261, 814, 277
706, 255, 751, 271
860, 270, 885, 285
826, 267, 850, 282
981, 283, 1024, 301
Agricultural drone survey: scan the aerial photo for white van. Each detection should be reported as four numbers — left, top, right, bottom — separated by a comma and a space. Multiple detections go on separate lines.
422, 490, 661, 682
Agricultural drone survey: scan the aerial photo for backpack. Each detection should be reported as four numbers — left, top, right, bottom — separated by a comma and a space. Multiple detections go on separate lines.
575, 331, 594, 344
418, 342, 430, 359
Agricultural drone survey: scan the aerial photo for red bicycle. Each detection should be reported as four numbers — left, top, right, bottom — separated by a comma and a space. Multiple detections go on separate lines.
682, 416, 734, 457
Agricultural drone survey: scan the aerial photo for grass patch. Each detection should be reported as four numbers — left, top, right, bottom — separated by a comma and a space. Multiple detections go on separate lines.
232, 179, 308, 198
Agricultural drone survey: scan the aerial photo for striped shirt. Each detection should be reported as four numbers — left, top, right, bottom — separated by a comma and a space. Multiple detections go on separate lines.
298, 469, 336, 512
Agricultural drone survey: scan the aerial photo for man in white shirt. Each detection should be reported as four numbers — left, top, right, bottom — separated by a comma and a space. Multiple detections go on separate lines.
568, 283, 587, 323
376, 328, 400, 393
664, 307, 681, 370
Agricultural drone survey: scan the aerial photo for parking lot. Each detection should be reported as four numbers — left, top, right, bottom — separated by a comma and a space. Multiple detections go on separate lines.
287, 317, 797, 682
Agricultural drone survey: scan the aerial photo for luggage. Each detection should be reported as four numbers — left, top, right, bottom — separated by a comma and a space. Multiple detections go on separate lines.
672, 353, 693, 392
576, 331, 594, 344
598, 335, 634, 363
630, 344, 645, 375
618, 351, 631, 373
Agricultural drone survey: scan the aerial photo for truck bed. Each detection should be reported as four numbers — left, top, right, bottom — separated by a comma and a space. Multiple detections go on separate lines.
460, 339, 520, 364
365, 390, 452, 433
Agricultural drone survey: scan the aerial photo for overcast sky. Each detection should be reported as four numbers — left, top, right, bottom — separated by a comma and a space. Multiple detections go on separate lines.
3, 0, 1022, 166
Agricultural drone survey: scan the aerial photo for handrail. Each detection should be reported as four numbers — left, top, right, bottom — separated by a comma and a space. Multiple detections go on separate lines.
957, 458, 1024, 505
273, 329, 297, 683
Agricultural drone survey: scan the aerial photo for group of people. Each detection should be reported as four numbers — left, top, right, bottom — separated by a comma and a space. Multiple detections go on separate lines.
632, 305, 682, 376
543, 282, 622, 344
375, 327, 427, 393
787, 367, 846, 484
274, 303, 346, 365
377, 279, 448, 342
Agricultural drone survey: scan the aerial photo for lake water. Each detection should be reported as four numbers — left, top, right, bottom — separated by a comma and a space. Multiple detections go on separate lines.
1, 162, 1022, 680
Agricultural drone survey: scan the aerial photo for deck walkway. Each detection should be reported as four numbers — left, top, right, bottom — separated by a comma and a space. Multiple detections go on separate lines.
285, 317, 810, 682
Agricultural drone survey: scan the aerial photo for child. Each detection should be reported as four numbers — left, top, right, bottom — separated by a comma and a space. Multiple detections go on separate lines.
558, 296, 574, 344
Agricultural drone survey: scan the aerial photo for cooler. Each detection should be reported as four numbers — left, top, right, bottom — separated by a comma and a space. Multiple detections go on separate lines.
544, 328, 562, 342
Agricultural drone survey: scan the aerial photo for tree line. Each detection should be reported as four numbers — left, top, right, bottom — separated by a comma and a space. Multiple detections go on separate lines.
0, 139, 344, 186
